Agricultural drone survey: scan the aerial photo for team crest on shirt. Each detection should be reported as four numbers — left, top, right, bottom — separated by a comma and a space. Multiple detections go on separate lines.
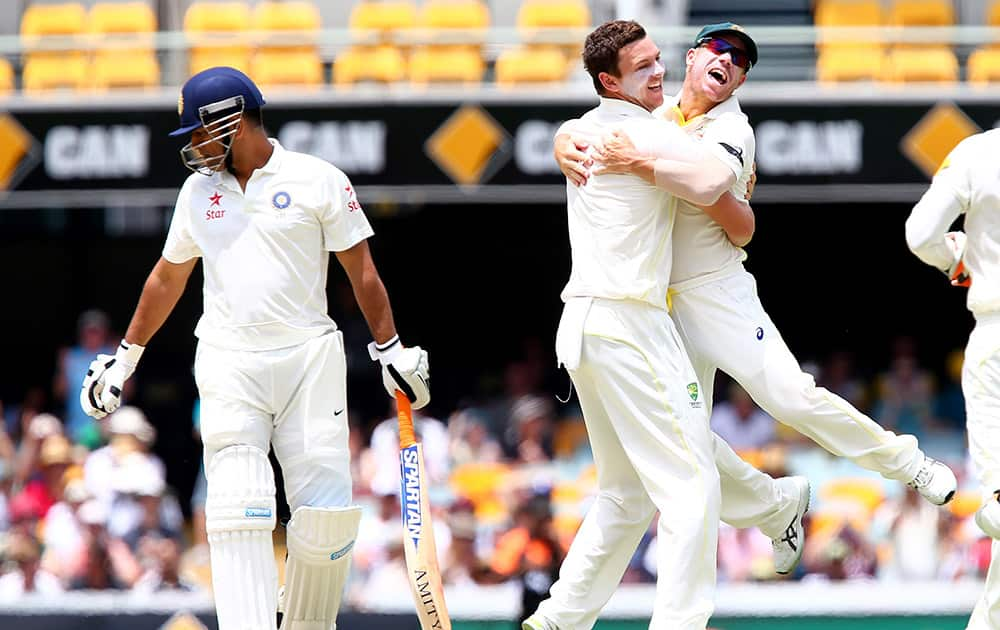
687, 382, 702, 408
272, 191, 291, 210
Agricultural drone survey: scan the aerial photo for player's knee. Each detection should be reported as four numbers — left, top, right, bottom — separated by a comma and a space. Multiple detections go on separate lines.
205, 444, 276, 534
286, 505, 362, 565
282, 458, 351, 512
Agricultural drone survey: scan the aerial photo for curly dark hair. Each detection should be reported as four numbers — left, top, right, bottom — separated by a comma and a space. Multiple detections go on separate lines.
582, 20, 647, 96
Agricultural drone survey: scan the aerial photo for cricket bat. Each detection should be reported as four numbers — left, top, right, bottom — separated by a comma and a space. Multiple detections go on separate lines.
397, 390, 452, 630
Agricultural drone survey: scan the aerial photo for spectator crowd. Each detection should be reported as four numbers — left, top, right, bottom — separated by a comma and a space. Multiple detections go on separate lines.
0, 309, 986, 622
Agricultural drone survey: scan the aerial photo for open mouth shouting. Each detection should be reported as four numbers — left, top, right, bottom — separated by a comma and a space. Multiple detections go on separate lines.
708, 67, 729, 86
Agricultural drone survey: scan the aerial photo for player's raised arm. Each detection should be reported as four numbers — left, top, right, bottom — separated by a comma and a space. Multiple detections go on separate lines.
700, 194, 755, 247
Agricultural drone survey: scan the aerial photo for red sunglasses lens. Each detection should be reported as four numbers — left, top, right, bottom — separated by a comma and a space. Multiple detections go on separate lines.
704, 39, 750, 69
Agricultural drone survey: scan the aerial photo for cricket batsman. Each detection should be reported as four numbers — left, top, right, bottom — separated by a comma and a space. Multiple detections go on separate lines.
79, 67, 430, 630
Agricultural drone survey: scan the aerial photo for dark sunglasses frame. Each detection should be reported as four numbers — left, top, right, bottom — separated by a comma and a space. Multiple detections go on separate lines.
697, 37, 753, 71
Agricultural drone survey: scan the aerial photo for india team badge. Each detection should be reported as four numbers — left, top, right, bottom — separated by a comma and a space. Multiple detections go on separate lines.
272, 191, 291, 211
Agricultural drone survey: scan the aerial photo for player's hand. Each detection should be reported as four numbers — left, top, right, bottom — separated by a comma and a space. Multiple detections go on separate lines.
554, 133, 591, 187
368, 336, 430, 409
746, 162, 757, 201
945, 231, 971, 287
79, 341, 144, 419
592, 130, 642, 175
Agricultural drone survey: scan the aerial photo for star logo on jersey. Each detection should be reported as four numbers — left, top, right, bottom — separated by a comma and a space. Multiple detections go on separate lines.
344, 185, 361, 212
209, 192, 222, 207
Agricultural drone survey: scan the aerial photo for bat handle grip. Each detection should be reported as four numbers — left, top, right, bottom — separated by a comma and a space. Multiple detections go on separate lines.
396, 390, 416, 448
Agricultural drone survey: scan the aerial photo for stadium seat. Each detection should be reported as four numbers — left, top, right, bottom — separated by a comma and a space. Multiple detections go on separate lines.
91, 51, 160, 90
421, 0, 490, 31
333, 45, 406, 85
0, 58, 12, 94
817, 45, 884, 82
884, 46, 958, 83
23, 54, 89, 93
888, 0, 955, 26
350, 1, 418, 40
814, 0, 882, 26
252, 51, 323, 88
184, 2, 252, 76
967, 47, 1000, 85
409, 46, 485, 85
21, 2, 88, 40
495, 46, 569, 86
517, 1, 590, 62
990, 0, 1000, 26
253, 1, 321, 53
89, 2, 156, 36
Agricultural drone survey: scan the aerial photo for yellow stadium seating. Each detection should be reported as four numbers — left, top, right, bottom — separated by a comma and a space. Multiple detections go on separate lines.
350, 1, 418, 44
421, 0, 490, 30
817, 45, 884, 82
0, 58, 12, 94
90, 2, 156, 35
814, 0, 882, 26
252, 51, 324, 87
409, 46, 484, 85
189, 50, 252, 75
23, 54, 89, 93
184, 2, 252, 76
21, 2, 88, 39
518, 0, 590, 30
888, 0, 955, 26
990, 0, 1000, 25
496, 46, 570, 86
884, 46, 958, 83
968, 47, 1000, 85
254, 1, 320, 53
92, 52, 160, 90
333, 45, 406, 85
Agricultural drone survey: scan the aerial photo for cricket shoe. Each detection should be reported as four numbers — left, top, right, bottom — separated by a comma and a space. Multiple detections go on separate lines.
907, 456, 957, 506
523, 613, 558, 630
772, 476, 810, 575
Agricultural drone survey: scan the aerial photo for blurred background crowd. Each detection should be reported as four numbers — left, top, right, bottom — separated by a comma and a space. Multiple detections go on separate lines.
0, 305, 983, 620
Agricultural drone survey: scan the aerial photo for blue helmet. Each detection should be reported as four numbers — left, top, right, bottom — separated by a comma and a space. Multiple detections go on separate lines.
169, 66, 266, 137
171, 67, 266, 175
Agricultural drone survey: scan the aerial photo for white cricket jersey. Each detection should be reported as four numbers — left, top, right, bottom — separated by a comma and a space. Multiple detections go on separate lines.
559, 98, 710, 310
163, 139, 374, 351
907, 130, 1000, 317
654, 93, 756, 289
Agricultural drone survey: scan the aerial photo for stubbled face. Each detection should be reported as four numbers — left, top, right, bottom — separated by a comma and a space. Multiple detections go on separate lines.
602, 36, 665, 112
686, 33, 749, 103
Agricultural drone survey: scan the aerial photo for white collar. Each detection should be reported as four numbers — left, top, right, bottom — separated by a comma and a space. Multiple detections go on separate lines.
597, 97, 654, 119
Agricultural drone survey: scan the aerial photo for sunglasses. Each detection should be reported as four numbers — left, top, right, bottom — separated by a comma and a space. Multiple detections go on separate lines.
697, 37, 753, 71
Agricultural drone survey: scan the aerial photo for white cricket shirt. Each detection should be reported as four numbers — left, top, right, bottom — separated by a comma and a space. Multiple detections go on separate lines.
654, 93, 756, 290
163, 139, 374, 350
907, 130, 1000, 317
559, 98, 710, 309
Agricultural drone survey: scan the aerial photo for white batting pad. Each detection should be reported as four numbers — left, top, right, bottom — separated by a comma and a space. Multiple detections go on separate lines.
280, 505, 362, 630
206, 444, 279, 630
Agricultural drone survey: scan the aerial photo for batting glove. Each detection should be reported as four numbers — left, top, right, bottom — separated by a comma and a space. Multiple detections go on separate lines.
368, 335, 430, 409
79, 340, 145, 419
945, 231, 971, 287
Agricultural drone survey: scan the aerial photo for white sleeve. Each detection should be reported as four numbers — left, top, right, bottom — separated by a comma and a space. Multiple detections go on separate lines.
701, 114, 755, 182
905, 138, 974, 271
320, 167, 375, 252
162, 179, 202, 263
555, 118, 586, 138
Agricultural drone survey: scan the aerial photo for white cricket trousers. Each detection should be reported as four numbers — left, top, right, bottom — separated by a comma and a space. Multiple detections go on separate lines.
671, 268, 923, 535
195, 330, 353, 511
538, 298, 720, 630
963, 315, 1000, 630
